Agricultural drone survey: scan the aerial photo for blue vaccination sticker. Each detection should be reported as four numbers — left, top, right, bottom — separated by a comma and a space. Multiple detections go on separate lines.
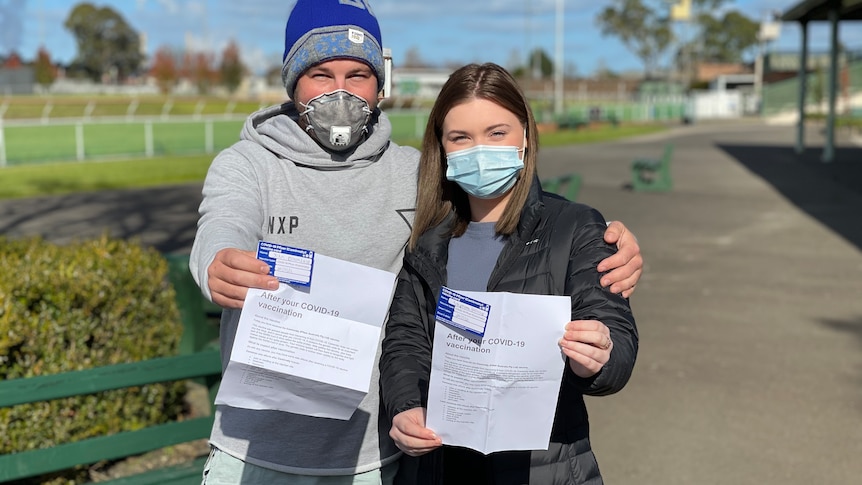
434, 286, 490, 337
256, 241, 314, 287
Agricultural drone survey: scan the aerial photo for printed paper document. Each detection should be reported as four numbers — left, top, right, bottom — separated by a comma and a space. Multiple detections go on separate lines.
215, 252, 396, 420
426, 290, 570, 454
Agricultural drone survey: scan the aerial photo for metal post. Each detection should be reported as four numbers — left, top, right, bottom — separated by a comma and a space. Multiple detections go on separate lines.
205, 120, 214, 153
145, 120, 154, 157
553, 0, 564, 117
75, 122, 85, 161
795, 21, 808, 155
823, 6, 840, 163
126, 98, 139, 120
0, 119, 6, 168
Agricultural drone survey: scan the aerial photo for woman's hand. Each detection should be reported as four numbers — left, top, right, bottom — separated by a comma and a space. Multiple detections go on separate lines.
599, 221, 643, 298
207, 248, 279, 308
559, 320, 613, 378
390, 407, 443, 457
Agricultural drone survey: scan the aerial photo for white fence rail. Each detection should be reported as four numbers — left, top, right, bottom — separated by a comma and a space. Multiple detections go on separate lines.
0, 115, 248, 168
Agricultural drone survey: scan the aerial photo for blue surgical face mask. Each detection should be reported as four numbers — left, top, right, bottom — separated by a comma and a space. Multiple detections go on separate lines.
445, 141, 526, 199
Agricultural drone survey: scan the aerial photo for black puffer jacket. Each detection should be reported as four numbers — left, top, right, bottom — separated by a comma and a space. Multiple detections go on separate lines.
380, 181, 638, 485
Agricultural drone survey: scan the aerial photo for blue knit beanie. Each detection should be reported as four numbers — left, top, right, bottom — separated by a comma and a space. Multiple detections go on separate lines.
281, 0, 384, 100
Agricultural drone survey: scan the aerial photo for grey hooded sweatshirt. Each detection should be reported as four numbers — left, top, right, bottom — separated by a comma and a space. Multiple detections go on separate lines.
190, 102, 419, 475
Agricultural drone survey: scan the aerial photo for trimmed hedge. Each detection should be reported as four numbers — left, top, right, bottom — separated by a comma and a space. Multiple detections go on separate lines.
0, 235, 186, 484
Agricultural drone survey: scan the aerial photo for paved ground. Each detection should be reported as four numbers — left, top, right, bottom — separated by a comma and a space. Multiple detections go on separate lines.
539, 121, 862, 484
2, 120, 861, 484
0, 182, 202, 254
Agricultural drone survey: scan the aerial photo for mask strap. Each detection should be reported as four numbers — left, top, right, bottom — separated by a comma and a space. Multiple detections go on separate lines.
298, 100, 314, 117
518, 128, 528, 160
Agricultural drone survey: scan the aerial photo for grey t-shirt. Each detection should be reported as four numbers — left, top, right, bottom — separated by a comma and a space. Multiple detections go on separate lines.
447, 221, 506, 291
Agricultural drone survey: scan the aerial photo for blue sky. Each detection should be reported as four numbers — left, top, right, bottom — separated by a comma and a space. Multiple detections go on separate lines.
2, 0, 860, 77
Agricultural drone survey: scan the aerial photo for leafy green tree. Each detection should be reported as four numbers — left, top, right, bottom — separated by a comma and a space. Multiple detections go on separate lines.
219, 40, 245, 94
512, 48, 554, 79
697, 10, 759, 63
599, 0, 757, 78
33, 47, 57, 87
63, 3, 144, 82
596, 0, 672, 78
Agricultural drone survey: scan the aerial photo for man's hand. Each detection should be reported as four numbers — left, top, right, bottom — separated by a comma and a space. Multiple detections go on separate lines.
390, 407, 442, 457
599, 221, 643, 298
207, 248, 279, 308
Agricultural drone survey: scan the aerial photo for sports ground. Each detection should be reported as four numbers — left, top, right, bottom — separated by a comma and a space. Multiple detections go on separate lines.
2, 119, 861, 484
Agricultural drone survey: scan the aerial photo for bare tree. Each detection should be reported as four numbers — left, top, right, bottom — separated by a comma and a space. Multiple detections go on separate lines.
220, 40, 246, 94
150, 46, 178, 94
34, 47, 57, 87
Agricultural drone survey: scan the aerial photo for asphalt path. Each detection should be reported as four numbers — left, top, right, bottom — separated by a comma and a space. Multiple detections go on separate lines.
538, 121, 862, 484
2, 120, 861, 484
0, 183, 203, 254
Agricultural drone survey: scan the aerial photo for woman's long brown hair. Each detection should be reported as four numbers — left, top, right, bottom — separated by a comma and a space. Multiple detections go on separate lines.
408, 63, 539, 250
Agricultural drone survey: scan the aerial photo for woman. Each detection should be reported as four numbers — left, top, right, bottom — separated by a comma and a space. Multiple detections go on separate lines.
379, 63, 638, 485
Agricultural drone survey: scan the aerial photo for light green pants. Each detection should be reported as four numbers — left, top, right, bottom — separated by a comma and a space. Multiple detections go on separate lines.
201, 447, 398, 485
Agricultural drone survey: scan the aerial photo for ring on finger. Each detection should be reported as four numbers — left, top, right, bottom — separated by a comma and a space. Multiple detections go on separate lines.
601, 337, 612, 350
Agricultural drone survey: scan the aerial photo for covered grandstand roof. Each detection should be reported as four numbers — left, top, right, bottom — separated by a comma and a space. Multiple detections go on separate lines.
782, 0, 862, 22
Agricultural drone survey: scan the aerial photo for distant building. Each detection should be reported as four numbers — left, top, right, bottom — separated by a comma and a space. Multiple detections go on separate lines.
696, 62, 752, 83
710, 74, 756, 93
0, 55, 35, 95
765, 50, 848, 73
389, 67, 666, 106
638, 80, 685, 97
390, 68, 451, 99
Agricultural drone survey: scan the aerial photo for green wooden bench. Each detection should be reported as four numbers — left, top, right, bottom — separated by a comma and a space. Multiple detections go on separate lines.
631, 143, 673, 192
542, 173, 582, 201
0, 350, 221, 484
0, 254, 222, 485
165, 253, 222, 356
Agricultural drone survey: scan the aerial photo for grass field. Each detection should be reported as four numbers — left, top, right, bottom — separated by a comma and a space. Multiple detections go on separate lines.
2, 113, 429, 165
1, 94, 679, 165
0, 122, 667, 200
0, 154, 214, 199
2, 119, 246, 164
0, 94, 669, 199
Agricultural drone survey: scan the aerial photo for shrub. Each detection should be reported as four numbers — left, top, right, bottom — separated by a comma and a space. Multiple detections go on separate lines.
0, 235, 186, 484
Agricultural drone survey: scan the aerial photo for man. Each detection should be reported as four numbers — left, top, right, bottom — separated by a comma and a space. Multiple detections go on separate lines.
189, 0, 642, 483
